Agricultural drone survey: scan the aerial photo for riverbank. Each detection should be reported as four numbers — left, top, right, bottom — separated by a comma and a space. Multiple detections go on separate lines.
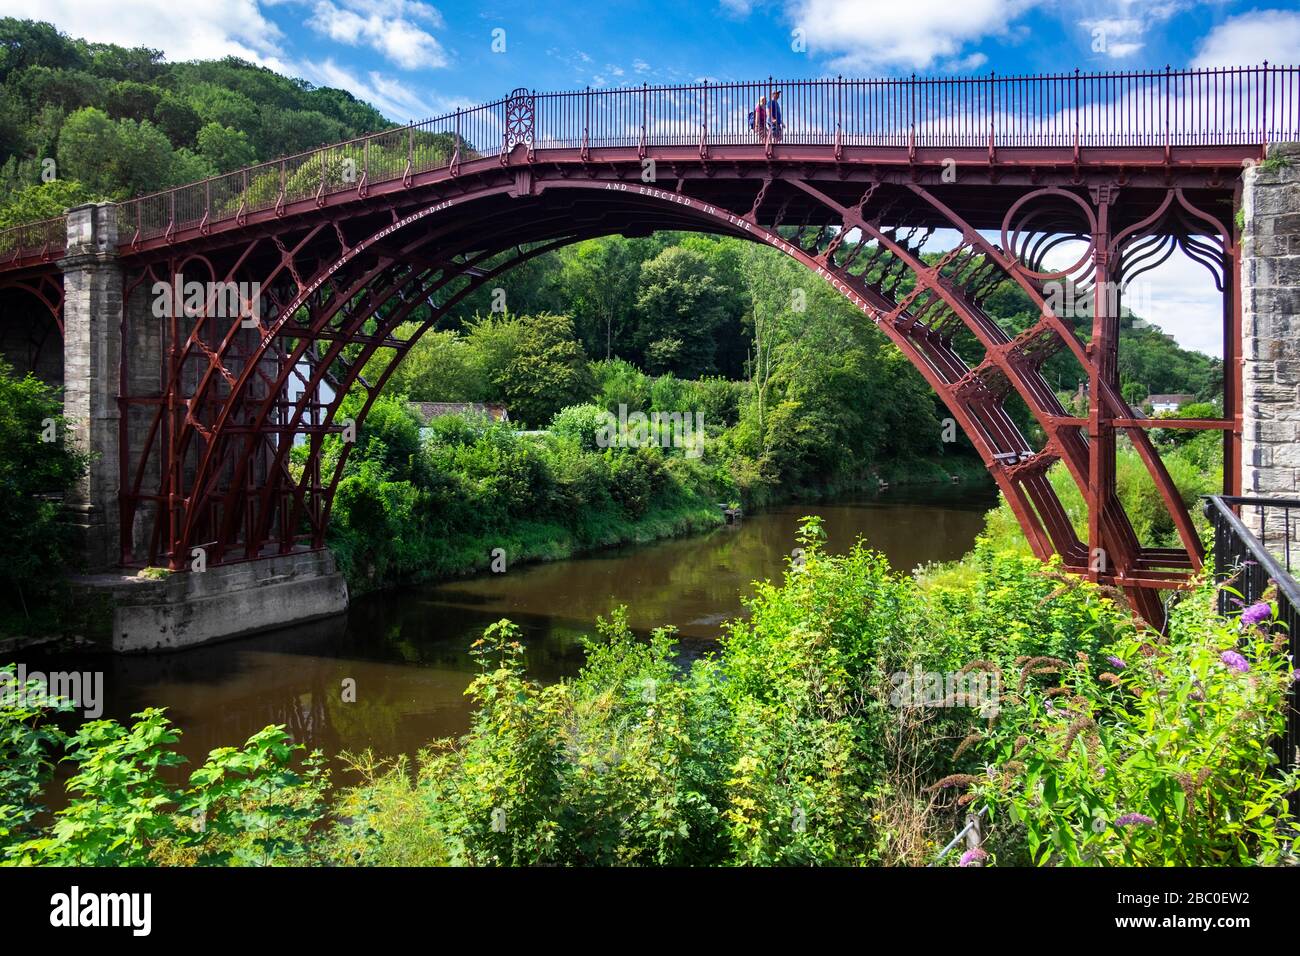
333, 446, 992, 598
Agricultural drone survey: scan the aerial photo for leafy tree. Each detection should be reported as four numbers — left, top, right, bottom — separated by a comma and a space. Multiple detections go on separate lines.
84, 42, 165, 83
378, 326, 487, 403
258, 106, 347, 156
635, 245, 743, 378
13, 65, 103, 113
469, 313, 595, 428
0, 359, 86, 618
56, 107, 206, 197
182, 81, 259, 134
105, 80, 160, 123
152, 92, 203, 148
197, 122, 256, 173
558, 236, 658, 360
0, 19, 84, 81
0, 178, 94, 228
1121, 381, 1147, 406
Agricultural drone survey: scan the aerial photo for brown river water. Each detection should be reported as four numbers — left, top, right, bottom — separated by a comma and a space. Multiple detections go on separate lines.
29, 485, 996, 784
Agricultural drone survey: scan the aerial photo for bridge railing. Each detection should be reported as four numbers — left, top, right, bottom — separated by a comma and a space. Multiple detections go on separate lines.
0, 214, 66, 265
1203, 495, 1300, 782
1, 65, 1297, 262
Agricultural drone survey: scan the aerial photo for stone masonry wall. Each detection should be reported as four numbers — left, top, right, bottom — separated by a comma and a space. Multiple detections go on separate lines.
60, 203, 122, 570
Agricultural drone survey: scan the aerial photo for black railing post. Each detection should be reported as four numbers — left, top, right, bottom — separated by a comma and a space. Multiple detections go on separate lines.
1204, 494, 1300, 799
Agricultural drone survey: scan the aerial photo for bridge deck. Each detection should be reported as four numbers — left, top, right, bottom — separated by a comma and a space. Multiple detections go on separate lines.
1, 66, 1295, 270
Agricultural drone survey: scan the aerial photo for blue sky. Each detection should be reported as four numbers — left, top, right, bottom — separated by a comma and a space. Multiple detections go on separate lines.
3, 0, 1298, 121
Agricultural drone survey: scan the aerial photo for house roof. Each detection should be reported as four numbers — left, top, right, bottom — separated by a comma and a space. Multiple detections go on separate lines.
409, 402, 509, 423
1145, 393, 1196, 405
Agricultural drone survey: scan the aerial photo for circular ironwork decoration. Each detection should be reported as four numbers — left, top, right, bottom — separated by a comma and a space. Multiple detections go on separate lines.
505, 87, 535, 151
1000, 187, 1098, 283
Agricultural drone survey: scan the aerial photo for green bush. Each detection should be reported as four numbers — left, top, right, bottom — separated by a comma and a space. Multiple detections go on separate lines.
967, 586, 1298, 866
0, 675, 327, 867
7, 529, 1293, 867
548, 403, 610, 453
0, 359, 88, 628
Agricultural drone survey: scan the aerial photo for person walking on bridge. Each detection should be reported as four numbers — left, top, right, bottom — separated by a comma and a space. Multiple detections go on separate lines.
768, 89, 783, 143
750, 95, 767, 140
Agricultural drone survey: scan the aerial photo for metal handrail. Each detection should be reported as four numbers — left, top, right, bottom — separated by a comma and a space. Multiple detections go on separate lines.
931, 805, 987, 865
1204, 495, 1300, 604
1, 64, 1296, 264
1202, 494, 1300, 781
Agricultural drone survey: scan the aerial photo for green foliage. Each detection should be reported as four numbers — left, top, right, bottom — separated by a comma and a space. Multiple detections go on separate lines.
0, 178, 92, 227
969, 586, 1298, 866
57, 106, 211, 198
0, 18, 388, 219
328, 525, 1295, 867
5, 536, 1291, 868
465, 313, 595, 429
548, 403, 609, 452
326, 405, 725, 593
0, 359, 87, 622
0, 664, 74, 843
0, 694, 328, 866
635, 244, 744, 377
379, 326, 487, 403
196, 122, 256, 173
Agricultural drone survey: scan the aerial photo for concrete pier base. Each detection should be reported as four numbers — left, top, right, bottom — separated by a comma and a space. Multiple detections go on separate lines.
75, 551, 349, 653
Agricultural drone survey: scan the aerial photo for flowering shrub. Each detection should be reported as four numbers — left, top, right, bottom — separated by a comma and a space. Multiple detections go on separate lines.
964, 583, 1298, 866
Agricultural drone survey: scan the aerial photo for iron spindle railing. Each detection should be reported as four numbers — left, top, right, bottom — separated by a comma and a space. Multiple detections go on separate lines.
0, 65, 1297, 264
1203, 495, 1300, 784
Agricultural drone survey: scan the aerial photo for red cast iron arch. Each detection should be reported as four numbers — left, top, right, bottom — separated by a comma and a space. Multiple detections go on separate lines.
147, 167, 1220, 624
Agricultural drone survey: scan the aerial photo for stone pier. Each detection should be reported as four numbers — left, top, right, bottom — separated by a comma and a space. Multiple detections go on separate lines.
60, 203, 122, 571
58, 204, 349, 652
1242, 143, 1300, 500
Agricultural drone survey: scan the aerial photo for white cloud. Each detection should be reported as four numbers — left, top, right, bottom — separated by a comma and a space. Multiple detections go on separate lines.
1080, 17, 1147, 58
0, 0, 284, 62
925, 229, 1223, 357
308, 0, 449, 69
1074, 1, 1205, 60
786, 0, 1040, 71
943, 52, 990, 72
633, 59, 651, 74
720, 0, 755, 15
1125, 253, 1224, 357
1192, 9, 1300, 67
296, 58, 465, 120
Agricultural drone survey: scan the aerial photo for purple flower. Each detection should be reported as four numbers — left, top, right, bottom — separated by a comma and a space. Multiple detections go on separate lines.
959, 847, 989, 866
1115, 813, 1155, 827
1240, 602, 1272, 629
1221, 650, 1251, 673
1291, 669, 1300, 685
1106, 655, 1126, 671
